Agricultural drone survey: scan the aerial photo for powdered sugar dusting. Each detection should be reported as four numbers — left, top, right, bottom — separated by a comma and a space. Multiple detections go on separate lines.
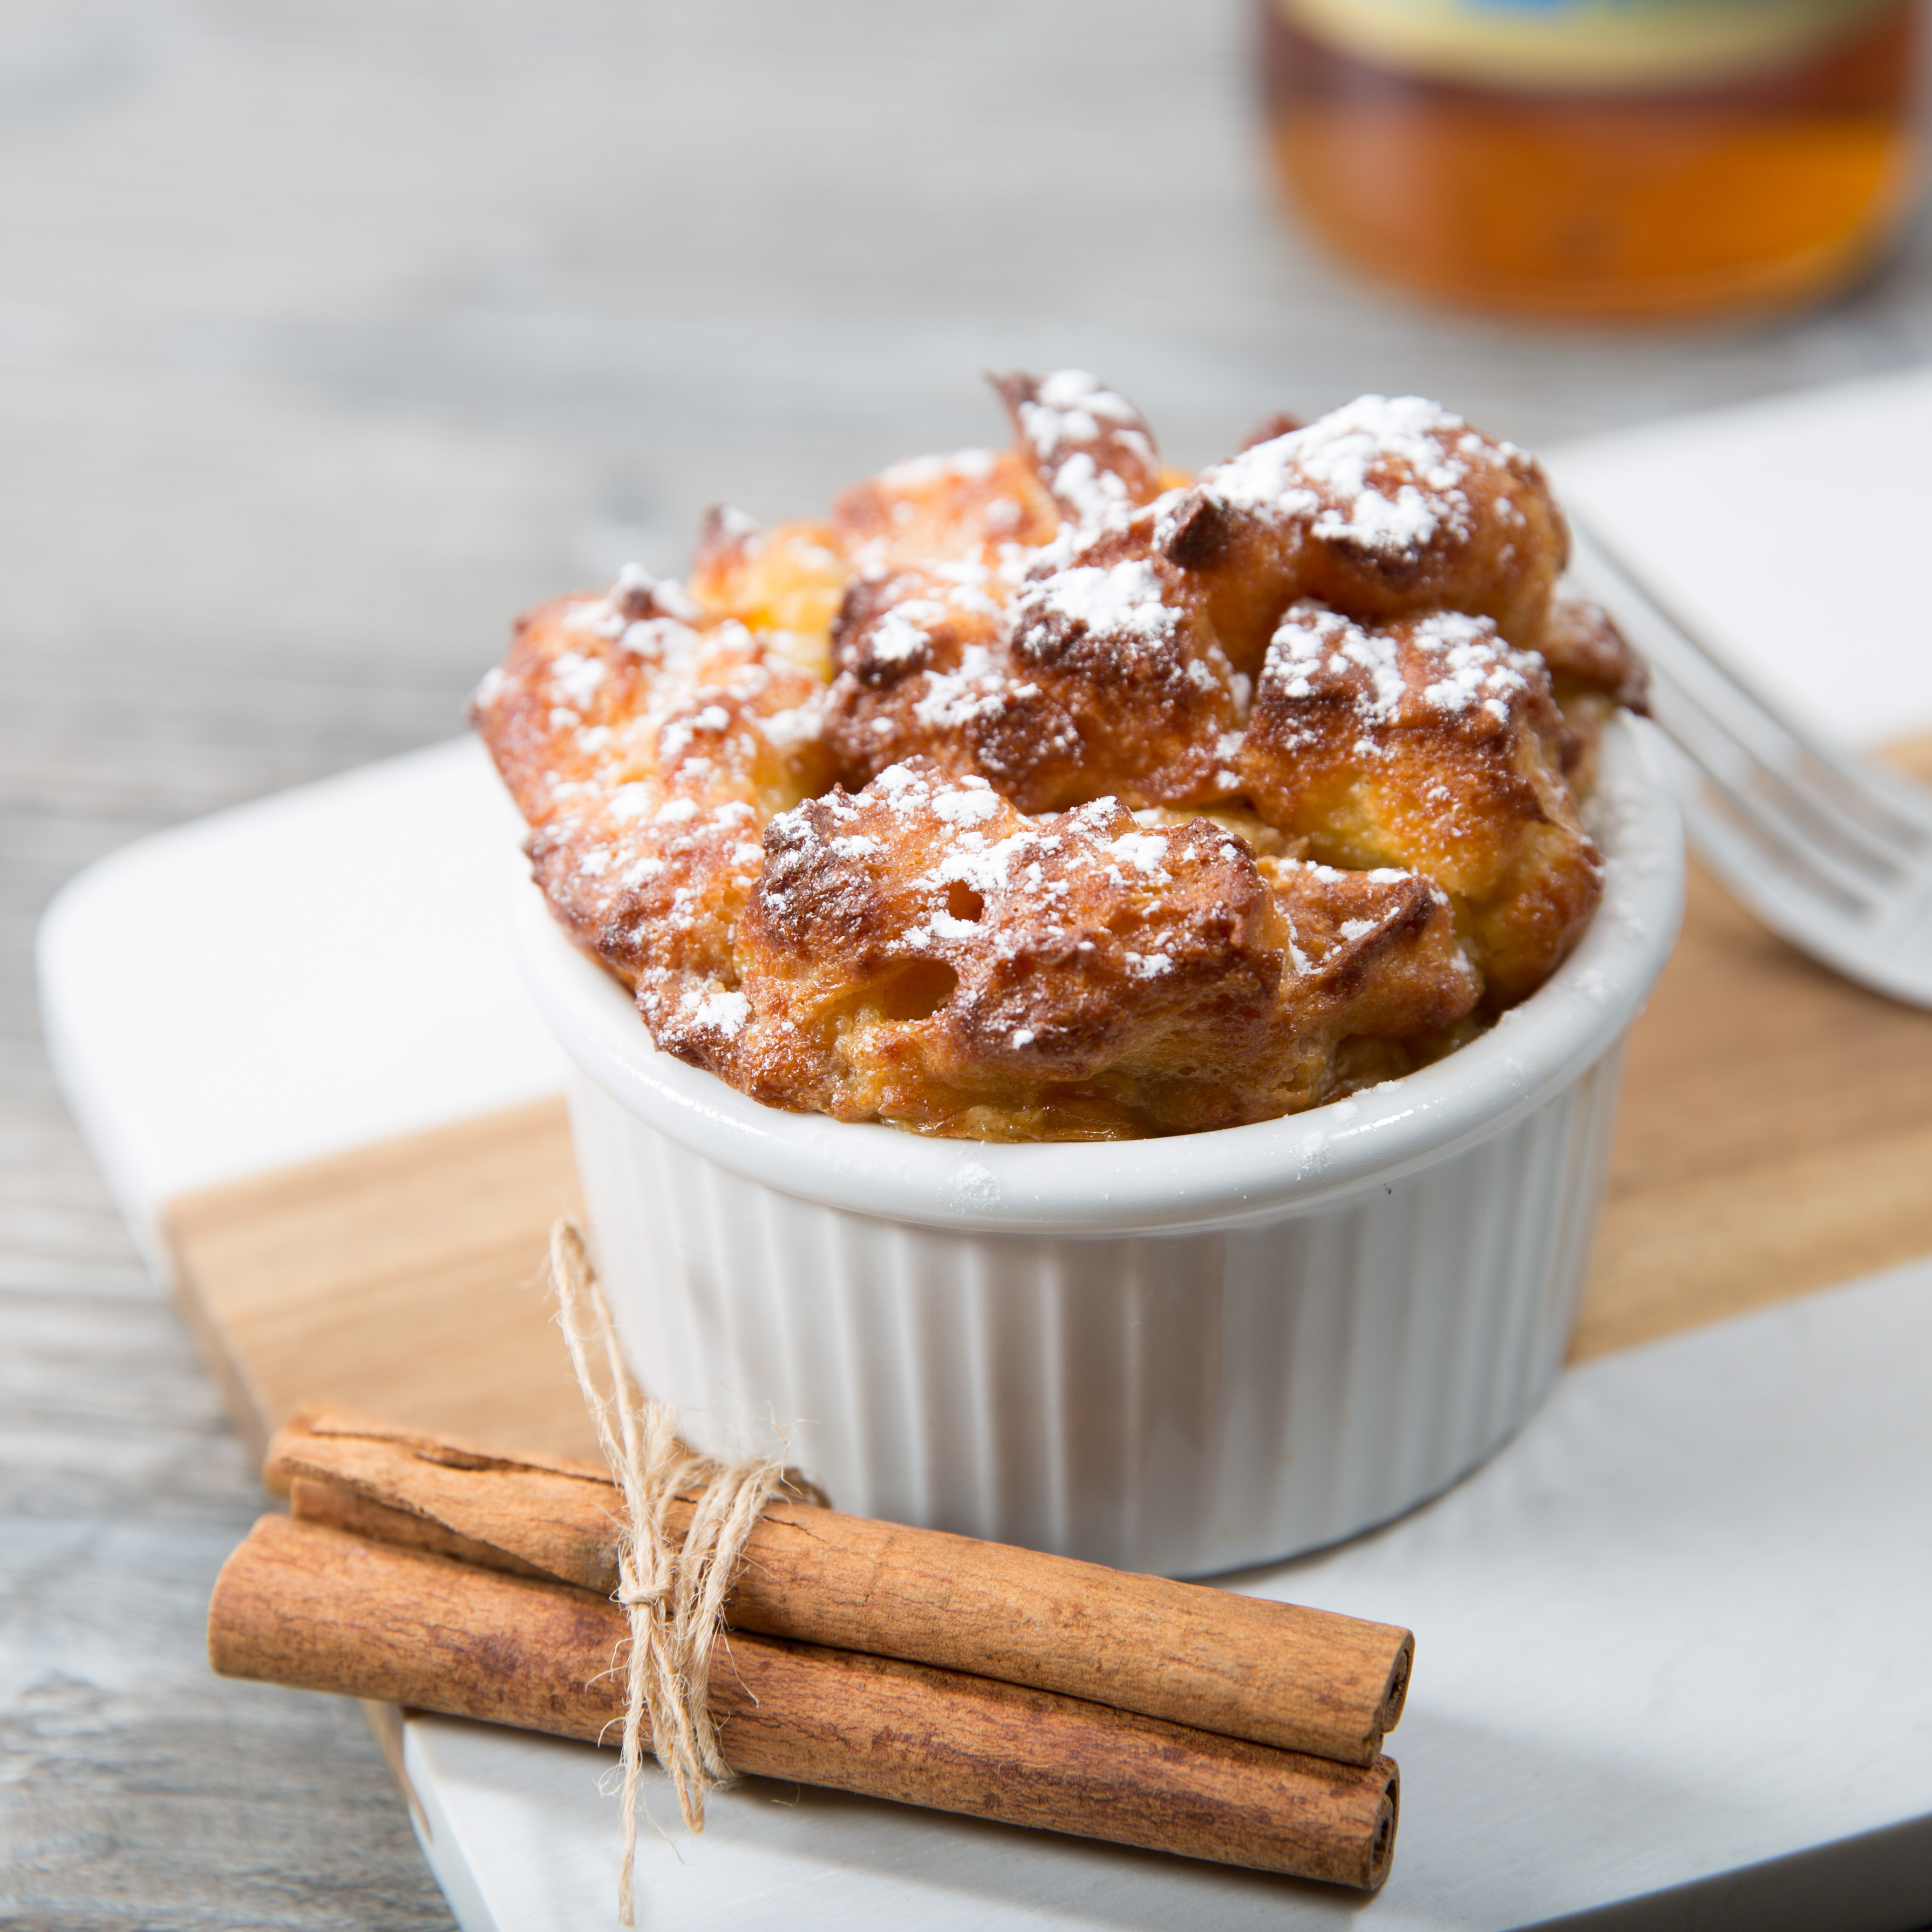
1011, 369, 1157, 531
681, 985, 750, 1036
911, 644, 1028, 732
550, 651, 608, 710
1107, 831, 1172, 877
1200, 393, 1505, 556
869, 601, 946, 665
1262, 601, 1536, 731
1016, 560, 1178, 657
1019, 370, 1145, 459
879, 448, 999, 489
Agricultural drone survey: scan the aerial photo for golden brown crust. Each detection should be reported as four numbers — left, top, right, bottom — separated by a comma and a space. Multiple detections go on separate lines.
474, 372, 1634, 1138
1146, 397, 1569, 674
831, 447, 1059, 571
1236, 604, 1601, 1006
827, 539, 1244, 817
1538, 587, 1650, 713
693, 761, 1476, 1139
685, 513, 850, 660
824, 567, 1088, 809
989, 369, 1167, 527
1002, 541, 1243, 811
468, 579, 832, 1010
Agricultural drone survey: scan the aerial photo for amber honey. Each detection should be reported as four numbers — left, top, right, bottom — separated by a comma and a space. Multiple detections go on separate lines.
1261, 0, 1924, 319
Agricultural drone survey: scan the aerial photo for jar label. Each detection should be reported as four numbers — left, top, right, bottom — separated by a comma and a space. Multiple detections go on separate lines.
1275, 0, 1898, 92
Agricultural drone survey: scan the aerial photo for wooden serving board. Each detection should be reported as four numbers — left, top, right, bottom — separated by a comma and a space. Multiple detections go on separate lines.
164, 746, 1932, 1473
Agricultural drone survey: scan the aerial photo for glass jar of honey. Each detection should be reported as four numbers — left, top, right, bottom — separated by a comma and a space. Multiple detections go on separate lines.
1261, 0, 1926, 319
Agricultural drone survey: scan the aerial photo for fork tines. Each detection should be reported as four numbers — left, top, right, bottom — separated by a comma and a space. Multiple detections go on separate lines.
1566, 520, 1932, 1009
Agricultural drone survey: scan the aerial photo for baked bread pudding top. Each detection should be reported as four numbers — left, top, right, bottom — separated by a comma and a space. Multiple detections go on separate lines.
475, 371, 1646, 1141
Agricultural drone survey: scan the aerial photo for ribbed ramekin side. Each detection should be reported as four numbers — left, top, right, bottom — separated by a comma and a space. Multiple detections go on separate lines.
570, 1042, 1631, 1575
1084, 1051, 1627, 1574
1540, 1042, 1628, 1378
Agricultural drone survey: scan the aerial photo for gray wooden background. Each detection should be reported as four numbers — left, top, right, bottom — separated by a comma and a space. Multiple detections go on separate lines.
4, 2, 1929, 1924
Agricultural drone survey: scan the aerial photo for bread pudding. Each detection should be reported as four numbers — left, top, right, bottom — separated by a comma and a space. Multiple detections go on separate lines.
474, 371, 1645, 1141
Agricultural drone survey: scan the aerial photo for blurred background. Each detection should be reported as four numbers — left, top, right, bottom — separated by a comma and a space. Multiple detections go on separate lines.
3, 1, 1927, 1923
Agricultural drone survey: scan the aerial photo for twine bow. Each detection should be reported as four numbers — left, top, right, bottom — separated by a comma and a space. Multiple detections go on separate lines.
547, 1220, 805, 1927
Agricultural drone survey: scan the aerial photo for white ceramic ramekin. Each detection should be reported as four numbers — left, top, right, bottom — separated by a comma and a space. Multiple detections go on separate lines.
513, 716, 1683, 1576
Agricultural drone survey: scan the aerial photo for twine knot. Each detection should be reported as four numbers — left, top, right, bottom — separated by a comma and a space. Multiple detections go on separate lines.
547, 1219, 814, 1926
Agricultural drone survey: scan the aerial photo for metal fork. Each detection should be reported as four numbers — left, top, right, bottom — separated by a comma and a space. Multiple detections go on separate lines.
1567, 520, 1932, 1009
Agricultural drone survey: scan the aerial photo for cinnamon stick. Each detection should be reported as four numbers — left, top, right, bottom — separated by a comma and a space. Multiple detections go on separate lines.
209, 1513, 1397, 1889
267, 1407, 1411, 1766
288, 1474, 559, 1581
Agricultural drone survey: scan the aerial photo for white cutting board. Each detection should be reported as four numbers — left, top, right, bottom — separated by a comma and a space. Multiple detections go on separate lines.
37, 367, 1932, 1932
1548, 362, 1932, 749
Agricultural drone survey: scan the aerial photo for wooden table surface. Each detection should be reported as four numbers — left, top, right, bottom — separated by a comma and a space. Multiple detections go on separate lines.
6, 5, 1932, 1925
